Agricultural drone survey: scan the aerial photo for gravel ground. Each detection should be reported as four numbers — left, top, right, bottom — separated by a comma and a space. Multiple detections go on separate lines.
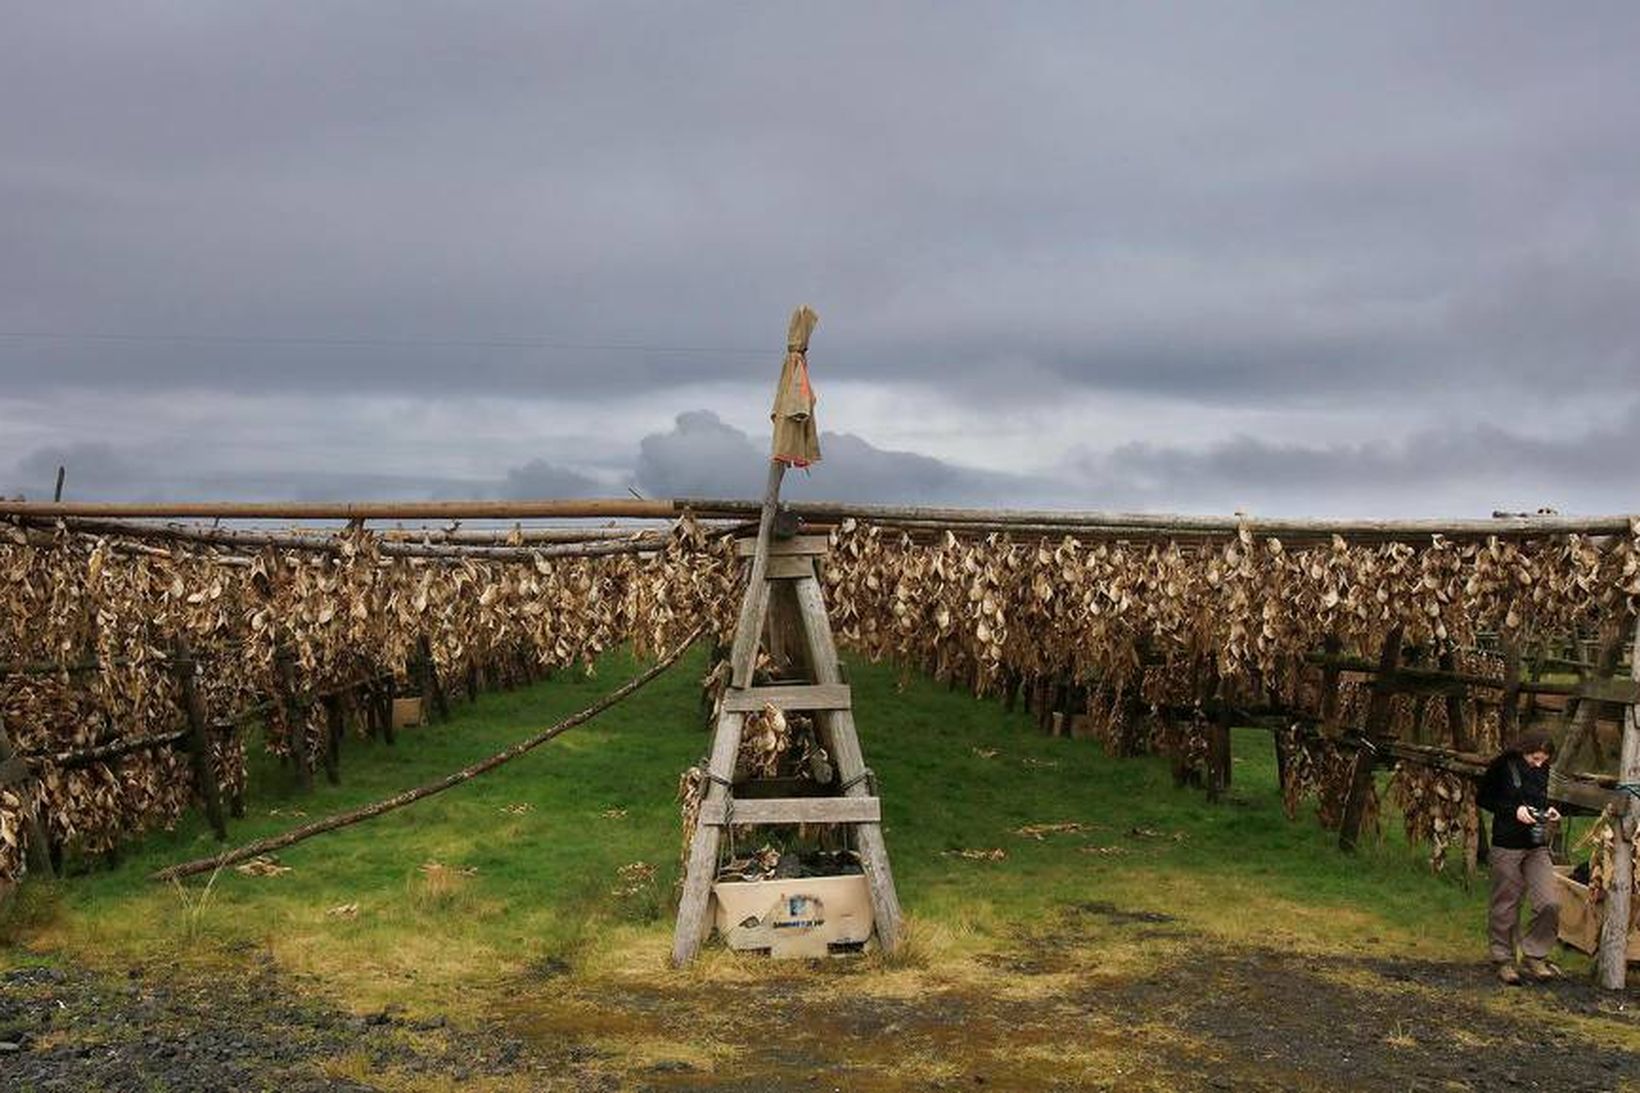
0, 955, 547, 1092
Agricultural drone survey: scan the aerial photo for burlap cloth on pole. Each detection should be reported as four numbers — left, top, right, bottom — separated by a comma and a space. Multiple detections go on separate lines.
771, 306, 821, 467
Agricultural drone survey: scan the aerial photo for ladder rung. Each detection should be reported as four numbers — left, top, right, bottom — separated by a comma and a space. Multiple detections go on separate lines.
701, 796, 881, 826
723, 683, 852, 713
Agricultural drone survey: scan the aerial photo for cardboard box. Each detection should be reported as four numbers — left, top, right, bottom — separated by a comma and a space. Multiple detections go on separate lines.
712, 874, 873, 958
1553, 869, 1640, 959
391, 697, 424, 730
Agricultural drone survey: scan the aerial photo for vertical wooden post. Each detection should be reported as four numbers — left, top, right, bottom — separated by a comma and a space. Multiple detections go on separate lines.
793, 573, 904, 955
1439, 647, 1473, 752
728, 462, 786, 689
418, 635, 450, 721
1497, 637, 1523, 742
173, 639, 227, 841
218, 720, 245, 819
1318, 634, 1343, 738
1596, 616, 1640, 990
380, 674, 397, 745
0, 715, 56, 878
320, 693, 342, 785
1339, 626, 1402, 852
273, 646, 313, 793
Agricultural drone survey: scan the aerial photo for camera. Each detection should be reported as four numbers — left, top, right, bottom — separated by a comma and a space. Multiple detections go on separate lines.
1525, 807, 1550, 848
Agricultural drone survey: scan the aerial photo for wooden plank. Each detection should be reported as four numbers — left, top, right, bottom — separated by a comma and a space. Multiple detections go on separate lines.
735, 534, 829, 558
671, 707, 746, 966
1550, 777, 1621, 814
1575, 677, 1640, 706
794, 574, 904, 954
700, 796, 881, 826
721, 683, 852, 713
766, 555, 814, 580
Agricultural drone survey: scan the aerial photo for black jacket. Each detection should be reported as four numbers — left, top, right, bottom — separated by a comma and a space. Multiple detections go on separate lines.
1478, 753, 1550, 850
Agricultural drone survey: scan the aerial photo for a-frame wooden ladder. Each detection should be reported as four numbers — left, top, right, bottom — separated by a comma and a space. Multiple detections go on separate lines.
671, 529, 903, 966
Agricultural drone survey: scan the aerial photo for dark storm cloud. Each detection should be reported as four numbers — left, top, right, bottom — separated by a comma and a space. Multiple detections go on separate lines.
1066, 402, 1640, 518
631, 411, 1053, 507
7, 442, 490, 504
499, 459, 604, 501
4, 3, 1639, 410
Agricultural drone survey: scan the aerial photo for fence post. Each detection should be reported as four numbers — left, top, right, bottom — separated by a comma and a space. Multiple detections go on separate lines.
273, 646, 313, 792
172, 639, 228, 841
418, 635, 450, 721
1339, 626, 1402, 852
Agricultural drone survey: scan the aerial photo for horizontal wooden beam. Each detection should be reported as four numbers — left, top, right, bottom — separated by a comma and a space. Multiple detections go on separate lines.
682, 498, 1640, 540
1576, 678, 1640, 706
5, 494, 1636, 541
735, 535, 829, 557
700, 796, 881, 826
766, 555, 816, 579
722, 683, 852, 713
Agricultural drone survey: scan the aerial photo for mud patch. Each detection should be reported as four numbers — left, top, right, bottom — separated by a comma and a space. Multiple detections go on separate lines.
0, 957, 550, 1092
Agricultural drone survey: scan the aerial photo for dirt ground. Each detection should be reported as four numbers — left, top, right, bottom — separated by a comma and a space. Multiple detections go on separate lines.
4, 901, 1637, 1091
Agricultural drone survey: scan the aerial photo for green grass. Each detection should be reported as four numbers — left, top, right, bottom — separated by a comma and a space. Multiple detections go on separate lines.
5, 645, 1502, 1011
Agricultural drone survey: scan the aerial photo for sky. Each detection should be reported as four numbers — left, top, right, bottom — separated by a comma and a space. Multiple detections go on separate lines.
2, 3, 1637, 519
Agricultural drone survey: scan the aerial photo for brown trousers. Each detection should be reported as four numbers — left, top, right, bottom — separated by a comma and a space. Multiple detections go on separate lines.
1488, 845, 1559, 963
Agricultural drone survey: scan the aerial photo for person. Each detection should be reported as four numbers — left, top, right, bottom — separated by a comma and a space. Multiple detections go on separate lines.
1477, 729, 1562, 985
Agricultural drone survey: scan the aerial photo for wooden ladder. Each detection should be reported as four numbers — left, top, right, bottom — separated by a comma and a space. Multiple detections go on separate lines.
670, 531, 904, 965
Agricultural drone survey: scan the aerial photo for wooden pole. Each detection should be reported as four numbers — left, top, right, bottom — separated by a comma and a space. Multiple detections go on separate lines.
727, 461, 786, 689
173, 639, 228, 841
320, 694, 343, 785
1339, 626, 1402, 851
3, 496, 1636, 540
418, 635, 450, 721
1596, 615, 1640, 990
272, 647, 313, 793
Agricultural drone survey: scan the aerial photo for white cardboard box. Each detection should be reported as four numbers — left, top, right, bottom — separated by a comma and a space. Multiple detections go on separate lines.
712, 874, 874, 958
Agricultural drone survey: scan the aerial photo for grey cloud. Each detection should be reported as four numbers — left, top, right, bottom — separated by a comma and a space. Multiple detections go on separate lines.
8, 443, 491, 504
17, 442, 141, 494
4, 3, 1640, 412
633, 411, 1056, 507
1064, 401, 1640, 518
499, 459, 605, 500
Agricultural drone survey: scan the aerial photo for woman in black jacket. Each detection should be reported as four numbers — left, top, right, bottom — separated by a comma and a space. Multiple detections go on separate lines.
1478, 729, 1562, 984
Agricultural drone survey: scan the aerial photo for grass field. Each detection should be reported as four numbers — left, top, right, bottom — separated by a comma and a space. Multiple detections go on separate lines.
6, 645, 1632, 1090
9, 646, 1494, 988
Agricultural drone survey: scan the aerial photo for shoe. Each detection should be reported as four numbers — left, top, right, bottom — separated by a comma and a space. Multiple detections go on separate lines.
1496, 963, 1522, 985
1522, 958, 1561, 981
